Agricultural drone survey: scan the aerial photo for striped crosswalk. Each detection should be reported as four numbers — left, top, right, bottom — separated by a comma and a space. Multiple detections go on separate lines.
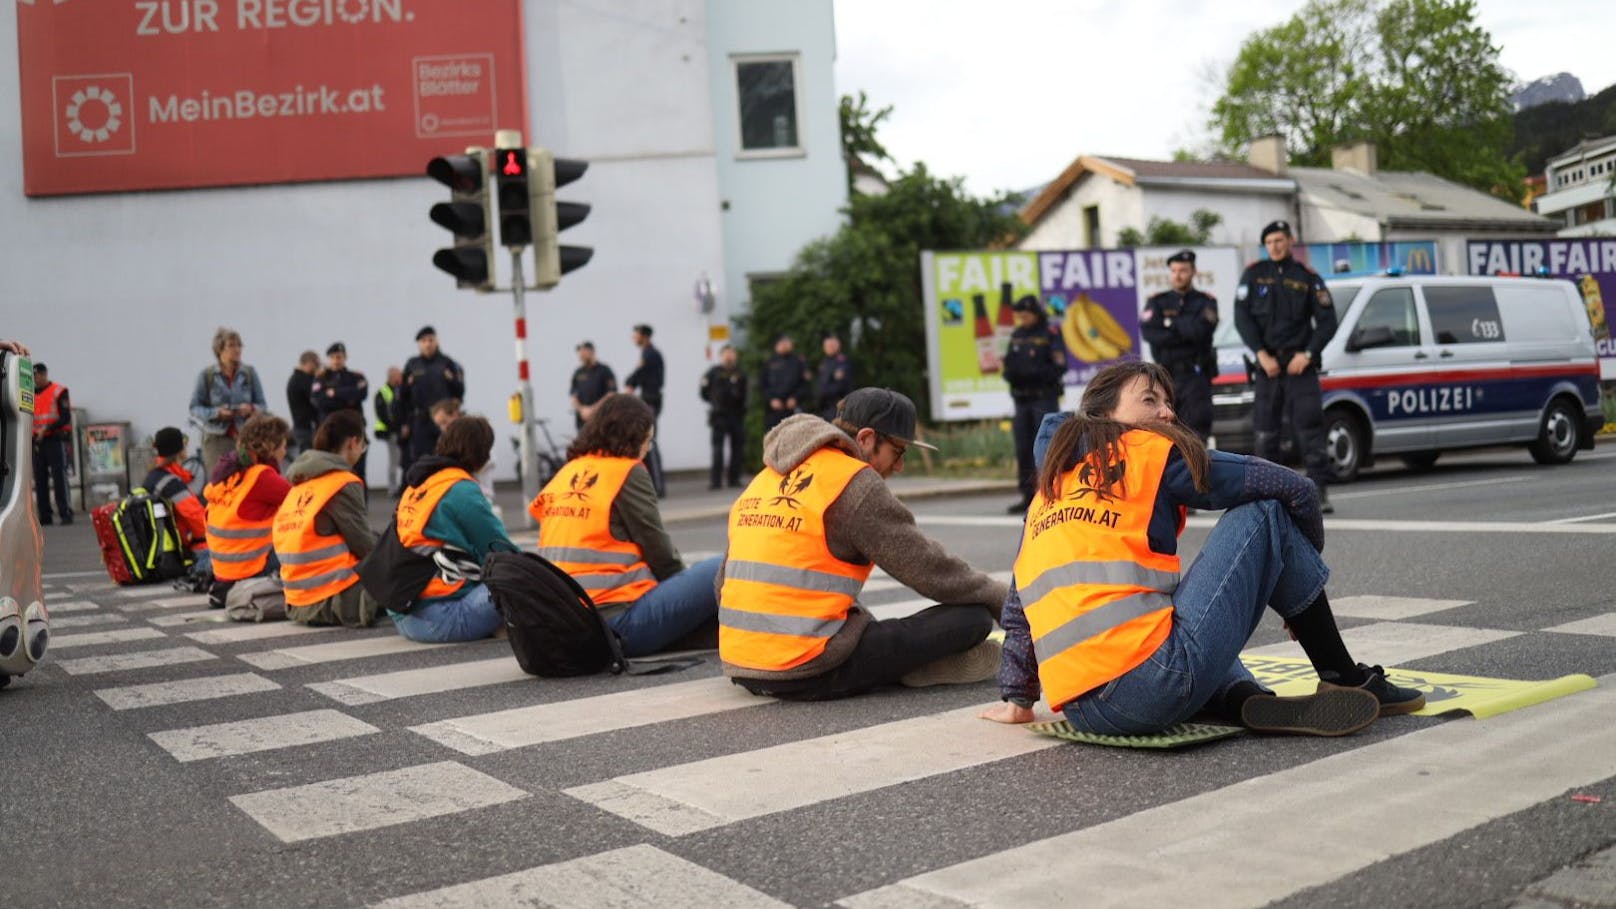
23, 580, 1614, 908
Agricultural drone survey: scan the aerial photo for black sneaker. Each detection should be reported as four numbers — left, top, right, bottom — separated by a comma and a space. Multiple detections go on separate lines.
1321, 664, 1425, 716
1240, 687, 1379, 736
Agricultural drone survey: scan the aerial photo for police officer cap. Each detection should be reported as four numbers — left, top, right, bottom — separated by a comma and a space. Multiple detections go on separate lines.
326, 341, 346, 355
1011, 296, 1043, 314
1166, 249, 1196, 266
837, 388, 940, 452
415, 325, 436, 341
1261, 220, 1292, 241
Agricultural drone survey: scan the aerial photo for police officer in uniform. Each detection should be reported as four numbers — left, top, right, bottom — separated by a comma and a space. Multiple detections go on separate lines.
1141, 250, 1218, 441
1235, 221, 1339, 512
624, 324, 666, 497
570, 340, 617, 429
399, 326, 466, 472
700, 344, 748, 489
813, 331, 856, 420
310, 341, 370, 486
760, 333, 812, 431
1002, 296, 1067, 513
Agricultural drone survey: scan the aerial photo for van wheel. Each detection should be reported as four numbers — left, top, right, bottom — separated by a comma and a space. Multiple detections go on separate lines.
1324, 409, 1366, 482
1400, 452, 1440, 471
1529, 398, 1582, 465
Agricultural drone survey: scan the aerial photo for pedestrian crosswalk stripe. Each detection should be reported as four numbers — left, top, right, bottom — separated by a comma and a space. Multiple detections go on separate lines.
147, 610, 231, 627
63, 581, 119, 594
113, 585, 185, 600
1329, 595, 1472, 621
309, 658, 530, 706
94, 672, 280, 710
185, 622, 337, 645
836, 675, 1616, 909
55, 646, 217, 676
411, 675, 766, 756
229, 760, 528, 843
238, 635, 471, 671
148, 709, 379, 762
1243, 621, 1518, 667
371, 843, 791, 909
118, 594, 213, 612
1544, 614, 1616, 638
564, 704, 1061, 836
42, 600, 99, 613
50, 627, 167, 650
48, 613, 129, 629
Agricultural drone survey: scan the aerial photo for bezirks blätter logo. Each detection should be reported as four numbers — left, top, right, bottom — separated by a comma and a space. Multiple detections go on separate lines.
53, 73, 137, 157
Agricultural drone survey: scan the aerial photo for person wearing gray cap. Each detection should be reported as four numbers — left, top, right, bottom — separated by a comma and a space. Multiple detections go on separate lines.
717, 388, 1009, 700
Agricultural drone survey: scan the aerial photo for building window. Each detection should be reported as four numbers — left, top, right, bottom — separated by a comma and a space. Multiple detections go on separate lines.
1083, 205, 1101, 247
734, 55, 801, 156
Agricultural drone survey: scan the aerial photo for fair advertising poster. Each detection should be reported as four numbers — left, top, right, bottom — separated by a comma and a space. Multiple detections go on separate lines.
923, 247, 1239, 420
15, 0, 527, 195
1464, 239, 1616, 378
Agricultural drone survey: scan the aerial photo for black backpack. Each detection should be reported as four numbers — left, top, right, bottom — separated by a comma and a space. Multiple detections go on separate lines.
112, 488, 193, 584
483, 551, 698, 678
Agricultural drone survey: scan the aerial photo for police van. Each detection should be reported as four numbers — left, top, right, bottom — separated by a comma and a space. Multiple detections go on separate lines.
1212, 274, 1606, 481
1, 348, 47, 688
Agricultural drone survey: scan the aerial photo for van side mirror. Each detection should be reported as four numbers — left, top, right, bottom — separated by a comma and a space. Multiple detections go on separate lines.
1346, 324, 1396, 352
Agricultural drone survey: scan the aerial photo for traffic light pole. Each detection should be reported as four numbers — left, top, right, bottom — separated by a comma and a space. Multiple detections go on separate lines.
509, 248, 541, 528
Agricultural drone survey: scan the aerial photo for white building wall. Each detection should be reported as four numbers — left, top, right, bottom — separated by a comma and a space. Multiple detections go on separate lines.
1018, 175, 1138, 249
1141, 187, 1293, 248
1298, 205, 1382, 246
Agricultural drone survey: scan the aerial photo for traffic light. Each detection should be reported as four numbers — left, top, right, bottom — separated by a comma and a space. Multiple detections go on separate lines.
493, 146, 532, 248
426, 149, 493, 291
529, 147, 593, 289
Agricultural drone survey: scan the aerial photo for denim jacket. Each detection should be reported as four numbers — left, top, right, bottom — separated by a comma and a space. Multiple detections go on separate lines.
189, 362, 267, 438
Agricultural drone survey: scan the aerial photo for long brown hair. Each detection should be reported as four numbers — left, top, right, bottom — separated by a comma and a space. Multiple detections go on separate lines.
1036, 362, 1210, 502
567, 394, 654, 460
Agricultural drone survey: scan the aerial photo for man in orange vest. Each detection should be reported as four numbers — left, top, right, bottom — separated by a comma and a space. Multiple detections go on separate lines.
31, 362, 73, 525
719, 388, 1008, 700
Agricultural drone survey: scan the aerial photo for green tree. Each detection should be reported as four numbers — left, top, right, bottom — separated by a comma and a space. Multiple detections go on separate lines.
840, 90, 893, 195
1116, 209, 1224, 247
1211, 0, 1523, 197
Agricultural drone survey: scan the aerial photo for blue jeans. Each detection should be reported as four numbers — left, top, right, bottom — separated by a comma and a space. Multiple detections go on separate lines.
391, 582, 502, 644
1062, 500, 1330, 735
608, 557, 721, 657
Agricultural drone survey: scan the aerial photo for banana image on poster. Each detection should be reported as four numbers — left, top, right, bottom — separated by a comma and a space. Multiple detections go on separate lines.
1061, 293, 1133, 362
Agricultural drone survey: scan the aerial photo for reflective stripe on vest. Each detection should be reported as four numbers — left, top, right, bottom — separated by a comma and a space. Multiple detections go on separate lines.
719, 446, 874, 672
529, 455, 657, 605
1013, 430, 1182, 711
374, 384, 395, 433
32, 382, 63, 434
395, 467, 476, 601
203, 463, 275, 581
273, 470, 363, 607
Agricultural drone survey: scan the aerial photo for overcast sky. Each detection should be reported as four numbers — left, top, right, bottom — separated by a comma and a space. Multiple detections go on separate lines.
833, 0, 1616, 196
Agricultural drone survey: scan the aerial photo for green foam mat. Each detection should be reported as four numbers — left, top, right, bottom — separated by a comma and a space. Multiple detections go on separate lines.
1028, 720, 1246, 749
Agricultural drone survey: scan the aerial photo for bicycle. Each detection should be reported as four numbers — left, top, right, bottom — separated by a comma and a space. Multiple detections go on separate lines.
512, 417, 569, 488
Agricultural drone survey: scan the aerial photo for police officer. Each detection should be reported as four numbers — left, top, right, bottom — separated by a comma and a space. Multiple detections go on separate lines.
570, 340, 617, 429
399, 325, 466, 471
760, 333, 811, 430
624, 324, 666, 497
813, 331, 856, 420
310, 341, 370, 485
1235, 221, 1339, 512
1001, 296, 1067, 513
1141, 250, 1218, 441
700, 344, 748, 489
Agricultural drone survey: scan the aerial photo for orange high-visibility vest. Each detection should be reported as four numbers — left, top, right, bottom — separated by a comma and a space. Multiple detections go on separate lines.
394, 467, 476, 601
33, 382, 65, 435
719, 447, 874, 671
1013, 429, 1183, 711
529, 455, 656, 605
273, 470, 363, 607
204, 463, 276, 582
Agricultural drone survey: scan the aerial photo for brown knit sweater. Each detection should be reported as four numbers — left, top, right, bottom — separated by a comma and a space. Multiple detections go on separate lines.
718, 414, 1009, 681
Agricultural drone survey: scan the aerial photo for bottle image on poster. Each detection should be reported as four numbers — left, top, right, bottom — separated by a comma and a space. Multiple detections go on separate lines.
994, 282, 1017, 358
1579, 274, 1608, 339
973, 295, 1001, 374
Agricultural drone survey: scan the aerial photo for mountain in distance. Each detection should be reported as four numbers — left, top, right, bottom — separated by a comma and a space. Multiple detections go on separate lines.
1512, 78, 1616, 175
1512, 73, 1585, 112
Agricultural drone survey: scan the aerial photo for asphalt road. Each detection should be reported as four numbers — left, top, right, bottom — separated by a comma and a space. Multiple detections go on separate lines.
4, 442, 1615, 908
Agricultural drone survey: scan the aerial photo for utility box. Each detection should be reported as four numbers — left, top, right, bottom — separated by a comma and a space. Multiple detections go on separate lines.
77, 421, 131, 508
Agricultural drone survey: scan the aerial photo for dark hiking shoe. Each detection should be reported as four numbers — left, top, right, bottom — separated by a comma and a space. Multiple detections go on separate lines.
1240, 687, 1379, 736
1318, 484, 1334, 515
1321, 664, 1426, 716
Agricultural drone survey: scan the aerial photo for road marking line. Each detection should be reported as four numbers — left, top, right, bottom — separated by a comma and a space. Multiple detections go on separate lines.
94, 672, 280, 710
42, 600, 99, 613
118, 594, 214, 612
564, 704, 1061, 836
1331, 475, 1530, 499
238, 635, 465, 671
836, 676, 1616, 909
149, 709, 379, 762
113, 585, 188, 599
918, 515, 1616, 534
411, 675, 767, 756
63, 581, 120, 593
148, 610, 231, 627
229, 761, 527, 843
308, 658, 532, 705
1328, 595, 1471, 621
862, 571, 1013, 621
43, 570, 115, 580
55, 646, 217, 676
371, 843, 791, 909
47, 613, 129, 629
1544, 614, 1616, 638
185, 622, 337, 645
49, 627, 167, 650
1547, 510, 1616, 524
1244, 621, 1518, 667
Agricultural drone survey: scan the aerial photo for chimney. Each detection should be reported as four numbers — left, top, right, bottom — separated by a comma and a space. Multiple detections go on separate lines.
1331, 141, 1378, 174
1248, 135, 1287, 175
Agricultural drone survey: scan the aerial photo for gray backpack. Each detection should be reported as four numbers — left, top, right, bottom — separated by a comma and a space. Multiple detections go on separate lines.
226, 575, 288, 623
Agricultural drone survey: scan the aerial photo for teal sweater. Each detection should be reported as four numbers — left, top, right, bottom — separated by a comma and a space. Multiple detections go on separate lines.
419, 479, 513, 603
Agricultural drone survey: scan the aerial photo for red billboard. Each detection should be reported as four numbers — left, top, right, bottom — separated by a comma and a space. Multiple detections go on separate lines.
15, 0, 528, 196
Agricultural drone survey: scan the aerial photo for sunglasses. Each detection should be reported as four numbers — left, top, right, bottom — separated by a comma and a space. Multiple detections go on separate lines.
877, 433, 908, 462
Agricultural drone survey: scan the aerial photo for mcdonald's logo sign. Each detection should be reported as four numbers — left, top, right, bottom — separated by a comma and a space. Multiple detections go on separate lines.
1405, 245, 1435, 274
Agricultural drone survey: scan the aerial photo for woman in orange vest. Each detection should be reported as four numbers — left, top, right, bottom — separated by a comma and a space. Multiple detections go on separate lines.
982, 362, 1423, 737
274, 411, 380, 627
530, 394, 719, 656
203, 413, 291, 609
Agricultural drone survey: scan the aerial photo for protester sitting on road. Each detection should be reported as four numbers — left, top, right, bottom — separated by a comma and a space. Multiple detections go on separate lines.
980, 362, 1423, 737
718, 387, 1008, 700
431, 397, 463, 432
364, 415, 513, 643
274, 411, 381, 627
529, 393, 721, 656
190, 326, 267, 477
204, 413, 291, 608
142, 427, 209, 576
